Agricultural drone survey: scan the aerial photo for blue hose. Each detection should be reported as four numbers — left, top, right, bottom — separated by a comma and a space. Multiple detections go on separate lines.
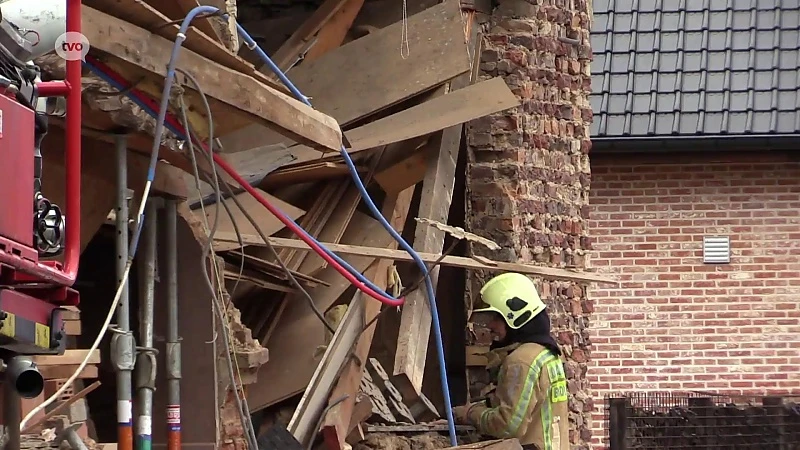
84, 58, 397, 303
236, 21, 458, 445
90, 6, 458, 445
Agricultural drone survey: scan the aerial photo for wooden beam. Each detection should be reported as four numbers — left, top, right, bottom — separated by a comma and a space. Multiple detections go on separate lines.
388, 29, 487, 392
211, 232, 615, 284
137, 0, 226, 48
392, 129, 460, 397
202, 188, 305, 252
344, 77, 519, 152
82, 6, 343, 153
287, 291, 363, 447
318, 187, 414, 450
173, 0, 238, 51
220, 0, 469, 154
303, 0, 366, 63
245, 213, 397, 411
269, 0, 353, 71
244, 76, 520, 173
83, 0, 278, 90
33, 350, 100, 366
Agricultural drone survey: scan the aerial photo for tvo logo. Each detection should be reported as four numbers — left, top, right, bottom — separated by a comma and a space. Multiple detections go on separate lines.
54, 32, 90, 61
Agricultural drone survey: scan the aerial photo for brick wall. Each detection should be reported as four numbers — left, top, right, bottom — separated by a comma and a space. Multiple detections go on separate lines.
465, 0, 594, 447
588, 151, 800, 449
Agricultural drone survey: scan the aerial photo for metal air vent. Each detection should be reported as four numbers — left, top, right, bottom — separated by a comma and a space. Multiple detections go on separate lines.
703, 236, 730, 264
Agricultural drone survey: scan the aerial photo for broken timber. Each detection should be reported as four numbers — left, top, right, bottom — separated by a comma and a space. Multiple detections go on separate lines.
219, 0, 470, 155
393, 13, 482, 399
211, 232, 615, 284
81, 5, 343, 152
318, 187, 415, 450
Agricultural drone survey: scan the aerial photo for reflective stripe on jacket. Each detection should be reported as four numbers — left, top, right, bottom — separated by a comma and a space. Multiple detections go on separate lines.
466, 342, 569, 449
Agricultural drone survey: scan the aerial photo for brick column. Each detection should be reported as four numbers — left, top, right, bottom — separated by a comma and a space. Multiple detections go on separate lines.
466, 0, 594, 447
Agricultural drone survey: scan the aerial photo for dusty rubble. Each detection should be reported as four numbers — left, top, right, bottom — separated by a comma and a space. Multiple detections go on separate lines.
354, 433, 453, 450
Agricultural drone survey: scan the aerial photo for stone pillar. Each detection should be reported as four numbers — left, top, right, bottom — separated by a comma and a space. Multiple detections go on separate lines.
465, 0, 594, 448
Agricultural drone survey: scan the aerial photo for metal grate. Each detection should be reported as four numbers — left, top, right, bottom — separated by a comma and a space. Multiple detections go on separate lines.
605, 392, 800, 449
703, 236, 731, 264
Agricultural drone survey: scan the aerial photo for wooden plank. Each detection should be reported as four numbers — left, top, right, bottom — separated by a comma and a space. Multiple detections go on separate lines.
138, 0, 224, 46
82, 6, 343, 153
319, 187, 414, 450
281, 0, 468, 126
39, 364, 98, 380
296, 185, 361, 276
83, 0, 282, 92
205, 188, 305, 252
21, 381, 102, 434
246, 212, 397, 411
303, 0, 366, 63
256, 76, 520, 171
252, 181, 346, 344
33, 350, 100, 366
296, 152, 381, 275
261, 162, 352, 189
344, 77, 519, 151
212, 232, 615, 284
394, 16, 483, 396
220, 0, 470, 154
287, 291, 363, 447
269, 0, 352, 71
393, 131, 460, 397
374, 144, 431, 195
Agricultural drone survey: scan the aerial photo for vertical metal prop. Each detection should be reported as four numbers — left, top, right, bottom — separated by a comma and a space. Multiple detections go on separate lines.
135, 203, 158, 450
113, 134, 135, 450
4, 372, 21, 450
164, 200, 181, 450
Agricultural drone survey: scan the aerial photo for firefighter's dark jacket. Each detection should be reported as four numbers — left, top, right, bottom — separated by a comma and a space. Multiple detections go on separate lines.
465, 342, 570, 449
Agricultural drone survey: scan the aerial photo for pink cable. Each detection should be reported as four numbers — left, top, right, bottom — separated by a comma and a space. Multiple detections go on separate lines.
210, 153, 404, 306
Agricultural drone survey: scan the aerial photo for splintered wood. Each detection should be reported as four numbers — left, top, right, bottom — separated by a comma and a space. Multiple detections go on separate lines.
77, 0, 622, 448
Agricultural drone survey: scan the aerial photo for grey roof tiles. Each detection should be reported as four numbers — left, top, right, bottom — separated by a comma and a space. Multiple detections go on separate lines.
590, 0, 800, 138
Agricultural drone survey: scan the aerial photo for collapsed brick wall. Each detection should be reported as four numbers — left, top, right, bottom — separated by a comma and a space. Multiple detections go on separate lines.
465, 0, 593, 448
588, 152, 800, 449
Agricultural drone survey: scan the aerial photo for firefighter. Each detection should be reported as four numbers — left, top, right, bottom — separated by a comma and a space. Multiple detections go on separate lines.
452, 272, 569, 450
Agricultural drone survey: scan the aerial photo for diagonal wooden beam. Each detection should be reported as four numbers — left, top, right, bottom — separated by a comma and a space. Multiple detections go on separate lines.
82, 5, 343, 153
302, 0, 366, 63
268, 0, 354, 72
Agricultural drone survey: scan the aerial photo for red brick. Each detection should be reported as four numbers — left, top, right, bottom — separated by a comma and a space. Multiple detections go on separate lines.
588, 153, 800, 449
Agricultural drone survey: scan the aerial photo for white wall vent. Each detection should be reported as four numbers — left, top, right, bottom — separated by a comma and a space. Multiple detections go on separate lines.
703, 236, 731, 264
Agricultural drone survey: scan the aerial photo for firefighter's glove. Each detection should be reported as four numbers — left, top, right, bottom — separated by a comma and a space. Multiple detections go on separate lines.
452, 404, 475, 425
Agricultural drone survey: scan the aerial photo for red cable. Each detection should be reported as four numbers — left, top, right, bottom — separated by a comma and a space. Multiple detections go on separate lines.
87, 58, 404, 306
210, 153, 404, 306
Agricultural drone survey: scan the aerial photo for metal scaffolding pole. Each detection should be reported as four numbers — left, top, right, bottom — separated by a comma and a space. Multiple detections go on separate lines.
3, 370, 21, 450
164, 200, 181, 450
113, 134, 134, 450
135, 202, 158, 450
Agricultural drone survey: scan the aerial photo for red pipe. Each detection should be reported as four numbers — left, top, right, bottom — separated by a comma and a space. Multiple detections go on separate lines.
37, 81, 70, 97
0, 0, 81, 287
62, 0, 82, 283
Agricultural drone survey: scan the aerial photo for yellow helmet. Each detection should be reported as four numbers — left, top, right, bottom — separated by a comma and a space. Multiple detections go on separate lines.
474, 273, 546, 329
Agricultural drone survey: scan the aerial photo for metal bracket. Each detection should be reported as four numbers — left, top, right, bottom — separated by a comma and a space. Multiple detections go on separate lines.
110, 331, 136, 371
